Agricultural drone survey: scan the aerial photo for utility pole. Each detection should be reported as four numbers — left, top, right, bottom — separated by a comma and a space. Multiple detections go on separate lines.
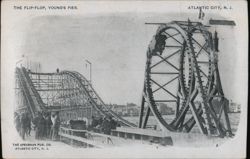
84, 59, 93, 117
85, 59, 92, 85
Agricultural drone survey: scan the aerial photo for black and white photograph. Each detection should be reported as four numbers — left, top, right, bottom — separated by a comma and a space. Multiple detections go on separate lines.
1, 0, 248, 158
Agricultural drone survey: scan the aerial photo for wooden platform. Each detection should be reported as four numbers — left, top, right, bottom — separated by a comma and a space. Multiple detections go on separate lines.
59, 127, 173, 148
111, 127, 173, 146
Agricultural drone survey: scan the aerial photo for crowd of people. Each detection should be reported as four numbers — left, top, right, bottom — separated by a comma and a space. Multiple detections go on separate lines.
14, 112, 31, 140
90, 116, 119, 135
14, 111, 60, 141
14, 110, 121, 140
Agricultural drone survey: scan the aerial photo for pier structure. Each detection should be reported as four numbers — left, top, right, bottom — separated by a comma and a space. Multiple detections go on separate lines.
15, 20, 234, 148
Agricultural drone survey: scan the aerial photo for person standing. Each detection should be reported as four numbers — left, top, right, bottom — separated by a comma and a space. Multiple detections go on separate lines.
14, 112, 21, 135
91, 116, 98, 128
102, 117, 111, 135
44, 112, 52, 139
38, 112, 46, 140
109, 117, 117, 130
25, 113, 31, 136
33, 111, 45, 140
98, 117, 103, 126
32, 112, 40, 139
51, 112, 60, 141
20, 112, 27, 140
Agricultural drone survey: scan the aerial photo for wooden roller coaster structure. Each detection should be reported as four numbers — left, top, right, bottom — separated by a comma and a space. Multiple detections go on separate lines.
15, 67, 136, 127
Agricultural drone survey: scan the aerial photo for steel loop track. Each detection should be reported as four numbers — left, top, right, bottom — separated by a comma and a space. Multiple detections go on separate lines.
142, 21, 218, 133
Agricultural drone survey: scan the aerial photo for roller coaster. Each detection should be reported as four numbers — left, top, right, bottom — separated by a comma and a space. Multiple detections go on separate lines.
15, 67, 136, 127
15, 19, 233, 138
139, 20, 233, 137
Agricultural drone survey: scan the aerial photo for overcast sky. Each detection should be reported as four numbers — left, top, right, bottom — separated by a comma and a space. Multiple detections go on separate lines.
14, 13, 244, 105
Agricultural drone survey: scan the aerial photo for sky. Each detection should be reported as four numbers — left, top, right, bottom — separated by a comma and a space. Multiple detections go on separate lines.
13, 12, 246, 106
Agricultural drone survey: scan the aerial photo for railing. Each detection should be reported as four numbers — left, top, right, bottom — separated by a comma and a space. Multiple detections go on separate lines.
111, 127, 173, 146
59, 127, 115, 148
16, 67, 45, 117
59, 126, 173, 148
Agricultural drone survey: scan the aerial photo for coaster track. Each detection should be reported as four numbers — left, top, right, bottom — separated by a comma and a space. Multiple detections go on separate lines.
139, 20, 233, 137
15, 67, 136, 127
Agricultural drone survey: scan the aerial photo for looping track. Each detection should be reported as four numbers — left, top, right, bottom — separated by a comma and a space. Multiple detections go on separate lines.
139, 20, 233, 137
15, 67, 136, 127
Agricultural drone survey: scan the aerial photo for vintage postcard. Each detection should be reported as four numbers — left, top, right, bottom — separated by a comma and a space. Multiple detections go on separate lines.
1, 0, 248, 158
